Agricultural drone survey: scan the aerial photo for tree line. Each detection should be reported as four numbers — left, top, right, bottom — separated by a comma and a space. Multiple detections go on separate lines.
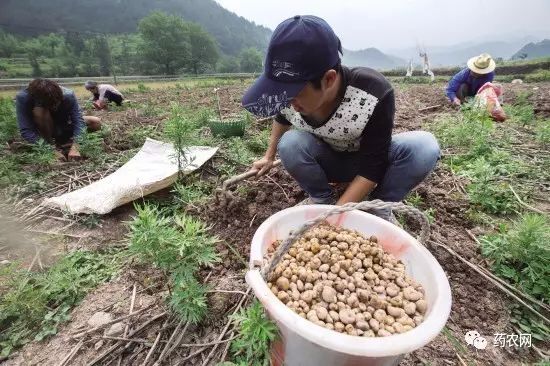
0, 12, 264, 78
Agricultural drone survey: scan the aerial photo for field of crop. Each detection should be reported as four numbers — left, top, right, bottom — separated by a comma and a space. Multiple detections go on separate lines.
0, 76, 548, 365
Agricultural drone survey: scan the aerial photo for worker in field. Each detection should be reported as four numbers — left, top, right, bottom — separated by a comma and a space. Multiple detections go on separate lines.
242, 15, 440, 220
16, 78, 101, 161
84, 81, 124, 110
446, 53, 496, 105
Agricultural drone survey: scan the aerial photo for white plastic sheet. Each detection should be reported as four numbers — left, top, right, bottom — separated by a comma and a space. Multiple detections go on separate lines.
44, 138, 218, 215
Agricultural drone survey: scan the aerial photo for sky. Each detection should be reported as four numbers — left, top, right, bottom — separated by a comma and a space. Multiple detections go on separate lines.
215, 0, 550, 51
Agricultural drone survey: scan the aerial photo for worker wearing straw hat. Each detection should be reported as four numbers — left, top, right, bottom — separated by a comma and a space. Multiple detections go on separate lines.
446, 53, 496, 105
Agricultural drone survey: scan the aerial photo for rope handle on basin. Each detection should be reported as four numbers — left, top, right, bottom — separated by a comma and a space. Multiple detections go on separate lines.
260, 199, 430, 280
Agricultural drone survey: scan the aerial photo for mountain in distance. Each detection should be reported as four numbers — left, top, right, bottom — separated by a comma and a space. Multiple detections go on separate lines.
387, 36, 542, 67
0, 0, 271, 55
342, 48, 406, 70
511, 39, 550, 60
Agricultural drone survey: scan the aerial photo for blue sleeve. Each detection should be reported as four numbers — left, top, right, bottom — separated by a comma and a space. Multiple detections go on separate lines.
15, 92, 40, 143
446, 69, 467, 101
67, 92, 85, 139
487, 72, 494, 83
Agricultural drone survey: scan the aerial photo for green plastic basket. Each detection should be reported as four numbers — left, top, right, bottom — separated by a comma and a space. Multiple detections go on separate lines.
208, 118, 246, 137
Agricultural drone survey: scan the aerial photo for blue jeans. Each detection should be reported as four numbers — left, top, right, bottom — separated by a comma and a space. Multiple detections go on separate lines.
277, 130, 440, 204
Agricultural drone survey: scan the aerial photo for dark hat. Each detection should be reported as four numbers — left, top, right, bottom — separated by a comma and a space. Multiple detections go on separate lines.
242, 15, 342, 117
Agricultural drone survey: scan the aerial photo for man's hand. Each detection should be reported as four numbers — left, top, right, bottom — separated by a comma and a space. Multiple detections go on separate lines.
68, 143, 82, 161
251, 156, 275, 177
452, 97, 461, 106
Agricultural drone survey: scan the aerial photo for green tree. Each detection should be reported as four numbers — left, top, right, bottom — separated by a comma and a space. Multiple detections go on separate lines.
0, 31, 18, 58
186, 23, 219, 75
24, 39, 45, 77
138, 12, 190, 75
218, 56, 240, 73
94, 36, 112, 76
239, 47, 263, 73
64, 32, 86, 57
41, 33, 63, 57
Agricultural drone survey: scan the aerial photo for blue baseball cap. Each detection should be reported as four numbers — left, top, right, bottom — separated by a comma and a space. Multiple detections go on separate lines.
242, 15, 342, 117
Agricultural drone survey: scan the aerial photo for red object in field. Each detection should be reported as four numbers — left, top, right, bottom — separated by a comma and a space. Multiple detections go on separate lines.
475, 82, 507, 122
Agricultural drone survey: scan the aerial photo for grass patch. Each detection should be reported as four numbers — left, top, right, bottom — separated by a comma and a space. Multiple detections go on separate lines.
0, 249, 123, 356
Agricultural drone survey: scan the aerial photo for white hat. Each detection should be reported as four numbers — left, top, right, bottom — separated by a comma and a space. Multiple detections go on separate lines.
467, 53, 496, 74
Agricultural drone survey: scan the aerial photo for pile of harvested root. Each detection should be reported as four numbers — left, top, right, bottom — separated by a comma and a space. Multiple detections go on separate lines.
267, 224, 427, 337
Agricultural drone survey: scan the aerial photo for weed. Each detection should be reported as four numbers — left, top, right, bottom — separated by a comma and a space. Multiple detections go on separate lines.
480, 214, 549, 299
0, 250, 123, 356
535, 119, 550, 145
481, 213, 550, 341
141, 103, 163, 118
461, 158, 519, 215
128, 125, 159, 148
137, 82, 151, 93
404, 192, 435, 224
432, 109, 494, 154
170, 271, 209, 323
0, 97, 18, 144
245, 129, 270, 155
504, 104, 536, 126
230, 300, 278, 366
129, 204, 219, 323
524, 69, 550, 83
510, 303, 550, 341
26, 139, 56, 166
225, 137, 258, 166
172, 180, 211, 206
0, 156, 21, 187
76, 131, 104, 163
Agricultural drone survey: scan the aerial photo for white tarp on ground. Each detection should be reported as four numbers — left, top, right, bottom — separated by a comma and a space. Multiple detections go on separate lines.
44, 138, 218, 215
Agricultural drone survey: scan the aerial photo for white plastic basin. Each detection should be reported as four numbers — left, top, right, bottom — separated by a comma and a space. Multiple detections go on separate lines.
246, 205, 452, 366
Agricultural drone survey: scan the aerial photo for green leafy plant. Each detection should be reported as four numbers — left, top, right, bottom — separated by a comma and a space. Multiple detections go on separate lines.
0, 250, 122, 356
172, 180, 211, 206
0, 97, 18, 144
535, 119, 550, 146
504, 104, 536, 126
128, 125, 159, 148
141, 103, 162, 117
25, 139, 56, 165
76, 131, 104, 163
461, 158, 519, 215
480, 214, 549, 298
480, 214, 550, 341
245, 129, 270, 155
137, 82, 151, 93
129, 204, 219, 323
230, 301, 278, 366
